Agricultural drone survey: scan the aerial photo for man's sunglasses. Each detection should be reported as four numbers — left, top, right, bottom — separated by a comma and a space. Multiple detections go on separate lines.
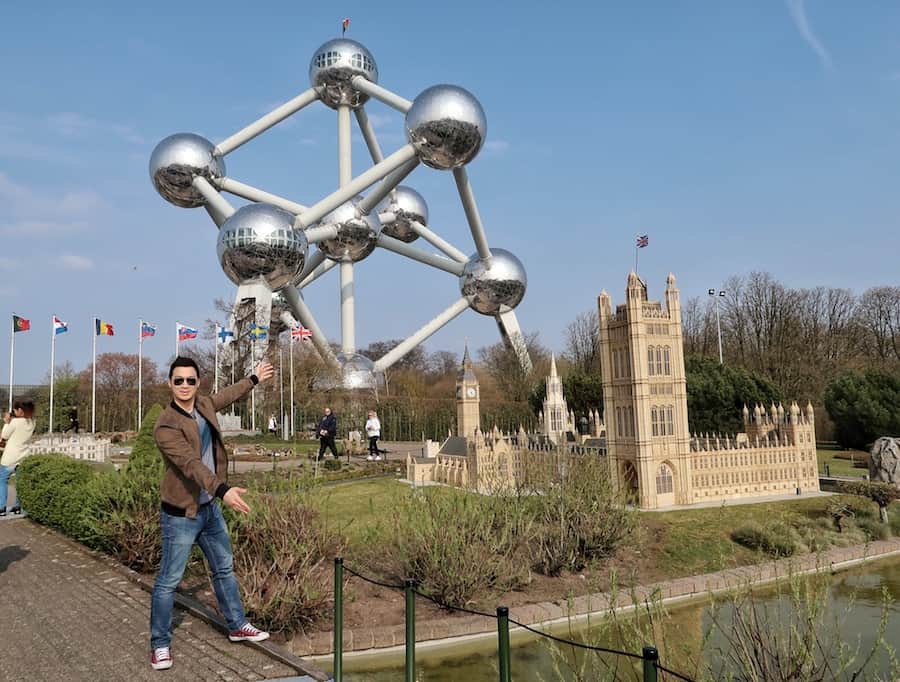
172, 377, 198, 386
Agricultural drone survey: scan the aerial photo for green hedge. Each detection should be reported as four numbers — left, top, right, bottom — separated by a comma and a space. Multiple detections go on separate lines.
16, 454, 97, 544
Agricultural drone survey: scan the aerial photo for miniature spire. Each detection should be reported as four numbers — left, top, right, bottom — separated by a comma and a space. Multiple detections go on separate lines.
549, 352, 558, 378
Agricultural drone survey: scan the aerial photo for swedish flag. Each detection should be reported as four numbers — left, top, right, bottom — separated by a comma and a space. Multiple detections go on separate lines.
248, 324, 268, 341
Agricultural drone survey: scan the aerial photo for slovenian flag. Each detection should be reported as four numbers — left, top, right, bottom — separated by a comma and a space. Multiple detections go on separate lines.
217, 325, 235, 345
248, 324, 268, 341
342, 17, 350, 35
13, 315, 30, 332
177, 324, 198, 341
53, 316, 69, 334
96, 319, 115, 336
141, 322, 156, 338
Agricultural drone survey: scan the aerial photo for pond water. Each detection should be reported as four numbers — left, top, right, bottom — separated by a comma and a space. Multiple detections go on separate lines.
335, 557, 900, 681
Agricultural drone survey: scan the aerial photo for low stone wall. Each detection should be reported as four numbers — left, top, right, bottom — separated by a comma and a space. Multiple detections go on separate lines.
288, 539, 900, 657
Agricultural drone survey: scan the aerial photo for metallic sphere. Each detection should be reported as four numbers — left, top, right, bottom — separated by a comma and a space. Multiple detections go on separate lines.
217, 203, 308, 290
149, 133, 225, 208
405, 85, 487, 170
316, 197, 381, 262
309, 39, 378, 110
376, 186, 428, 243
336, 352, 383, 390
459, 249, 527, 315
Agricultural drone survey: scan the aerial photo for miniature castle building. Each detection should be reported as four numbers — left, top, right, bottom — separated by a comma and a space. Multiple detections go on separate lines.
599, 273, 818, 509
542, 354, 574, 444
408, 272, 819, 508
456, 344, 480, 438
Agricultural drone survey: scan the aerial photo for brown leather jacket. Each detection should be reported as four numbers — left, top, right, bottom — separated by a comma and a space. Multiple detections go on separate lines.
154, 377, 256, 518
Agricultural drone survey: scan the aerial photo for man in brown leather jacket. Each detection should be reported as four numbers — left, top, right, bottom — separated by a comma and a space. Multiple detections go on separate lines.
149, 355, 274, 671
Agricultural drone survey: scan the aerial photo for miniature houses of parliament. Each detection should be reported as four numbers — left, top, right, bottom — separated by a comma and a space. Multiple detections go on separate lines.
407, 273, 819, 509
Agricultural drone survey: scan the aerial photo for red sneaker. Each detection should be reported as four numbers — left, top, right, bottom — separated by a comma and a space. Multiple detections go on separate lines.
228, 623, 270, 643
150, 647, 173, 670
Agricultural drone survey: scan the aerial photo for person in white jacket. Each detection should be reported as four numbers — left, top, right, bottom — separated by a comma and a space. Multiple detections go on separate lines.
0, 398, 36, 516
365, 411, 385, 461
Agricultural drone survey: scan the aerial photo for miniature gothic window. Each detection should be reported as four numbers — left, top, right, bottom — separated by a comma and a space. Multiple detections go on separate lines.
647, 346, 655, 376
666, 406, 674, 435
664, 346, 671, 375
655, 347, 663, 375
655, 464, 674, 494
651, 407, 659, 436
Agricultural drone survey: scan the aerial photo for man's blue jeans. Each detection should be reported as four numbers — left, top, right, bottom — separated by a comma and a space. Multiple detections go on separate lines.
0, 464, 18, 511
150, 502, 247, 648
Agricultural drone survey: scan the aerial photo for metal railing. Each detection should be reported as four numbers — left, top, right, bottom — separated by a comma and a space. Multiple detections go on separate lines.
332, 558, 694, 682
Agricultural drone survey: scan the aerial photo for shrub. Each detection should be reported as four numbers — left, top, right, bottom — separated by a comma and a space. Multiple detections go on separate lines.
84, 404, 165, 571
856, 515, 891, 542
228, 491, 344, 633
528, 456, 636, 575
323, 458, 342, 471
380, 489, 532, 608
16, 454, 97, 542
731, 523, 797, 557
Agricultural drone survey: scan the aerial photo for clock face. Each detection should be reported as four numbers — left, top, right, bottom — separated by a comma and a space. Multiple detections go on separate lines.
467, 387, 477, 398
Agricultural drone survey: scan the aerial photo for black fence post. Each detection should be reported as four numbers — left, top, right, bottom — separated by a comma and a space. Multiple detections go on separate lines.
405, 579, 416, 682
497, 606, 511, 682
642, 645, 658, 682
333, 558, 343, 682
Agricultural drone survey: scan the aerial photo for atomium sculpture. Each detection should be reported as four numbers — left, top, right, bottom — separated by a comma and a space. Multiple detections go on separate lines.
150, 36, 531, 389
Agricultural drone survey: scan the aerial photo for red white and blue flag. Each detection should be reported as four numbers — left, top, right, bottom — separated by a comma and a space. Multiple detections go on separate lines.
53, 316, 69, 335
341, 17, 350, 35
636, 235, 649, 248
291, 325, 312, 342
141, 322, 156, 338
177, 324, 198, 341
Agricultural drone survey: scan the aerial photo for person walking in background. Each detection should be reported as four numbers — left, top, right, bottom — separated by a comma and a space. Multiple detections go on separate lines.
267, 414, 277, 436
365, 410, 384, 461
316, 407, 338, 460
149, 356, 275, 671
0, 399, 36, 516
64, 406, 79, 434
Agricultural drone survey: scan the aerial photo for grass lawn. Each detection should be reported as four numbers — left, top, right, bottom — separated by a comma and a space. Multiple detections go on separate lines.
306, 478, 896, 583
314, 478, 412, 544
817, 448, 870, 478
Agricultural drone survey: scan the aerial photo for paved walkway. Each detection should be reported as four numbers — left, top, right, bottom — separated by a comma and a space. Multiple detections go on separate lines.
0, 517, 314, 681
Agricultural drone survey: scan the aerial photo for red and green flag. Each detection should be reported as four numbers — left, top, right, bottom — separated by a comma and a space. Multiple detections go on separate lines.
13, 315, 30, 332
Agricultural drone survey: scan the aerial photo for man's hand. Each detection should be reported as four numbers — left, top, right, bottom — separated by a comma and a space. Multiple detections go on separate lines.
254, 362, 275, 384
223, 487, 251, 514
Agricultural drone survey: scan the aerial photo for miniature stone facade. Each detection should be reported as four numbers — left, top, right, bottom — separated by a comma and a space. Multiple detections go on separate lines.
30, 434, 111, 463
407, 272, 819, 509
598, 273, 819, 509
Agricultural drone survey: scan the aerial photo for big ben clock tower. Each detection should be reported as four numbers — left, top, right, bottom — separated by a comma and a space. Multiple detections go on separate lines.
456, 345, 481, 438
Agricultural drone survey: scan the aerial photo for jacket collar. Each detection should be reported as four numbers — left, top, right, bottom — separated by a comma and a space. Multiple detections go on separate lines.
169, 400, 194, 419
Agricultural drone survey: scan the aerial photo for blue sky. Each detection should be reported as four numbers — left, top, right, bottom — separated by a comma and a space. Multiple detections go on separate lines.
2, 1, 899, 383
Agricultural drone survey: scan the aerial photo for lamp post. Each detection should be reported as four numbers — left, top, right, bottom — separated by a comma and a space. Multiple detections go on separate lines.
708, 288, 726, 364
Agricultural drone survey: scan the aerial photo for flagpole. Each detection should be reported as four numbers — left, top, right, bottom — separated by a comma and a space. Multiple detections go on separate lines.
92, 317, 97, 433
49, 316, 55, 434
634, 234, 638, 275
138, 319, 143, 429
279, 340, 285, 440
214, 325, 220, 393
8, 315, 14, 412
175, 322, 179, 358
289, 336, 295, 437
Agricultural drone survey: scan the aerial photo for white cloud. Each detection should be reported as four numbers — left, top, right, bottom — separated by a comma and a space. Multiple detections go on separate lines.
0, 172, 105, 237
45, 111, 144, 144
484, 139, 511, 155
786, 0, 833, 70
58, 254, 95, 270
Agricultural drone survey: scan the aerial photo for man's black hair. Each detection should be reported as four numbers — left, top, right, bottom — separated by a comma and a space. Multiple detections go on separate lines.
169, 356, 200, 379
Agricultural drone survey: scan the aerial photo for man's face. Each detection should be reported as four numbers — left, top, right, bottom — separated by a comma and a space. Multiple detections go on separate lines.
170, 367, 199, 402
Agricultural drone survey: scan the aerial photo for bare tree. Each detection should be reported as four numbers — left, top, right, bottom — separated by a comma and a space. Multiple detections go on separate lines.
564, 309, 600, 373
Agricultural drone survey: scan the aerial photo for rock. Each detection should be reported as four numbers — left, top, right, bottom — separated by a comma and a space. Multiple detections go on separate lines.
869, 437, 900, 484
